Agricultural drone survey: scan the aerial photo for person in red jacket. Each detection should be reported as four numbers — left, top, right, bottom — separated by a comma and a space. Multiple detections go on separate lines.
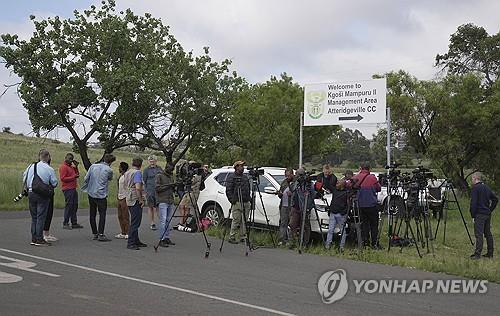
59, 153, 83, 229
352, 162, 382, 249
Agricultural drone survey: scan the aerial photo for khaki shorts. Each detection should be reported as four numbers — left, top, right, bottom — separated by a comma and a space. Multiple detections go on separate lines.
179, 192, 199, 209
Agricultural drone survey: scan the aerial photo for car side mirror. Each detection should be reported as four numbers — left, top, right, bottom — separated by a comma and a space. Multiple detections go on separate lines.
264, 187, 278, 194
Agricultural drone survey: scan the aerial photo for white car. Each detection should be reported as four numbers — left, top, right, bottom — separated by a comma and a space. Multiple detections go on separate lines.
197, 167, 330, 234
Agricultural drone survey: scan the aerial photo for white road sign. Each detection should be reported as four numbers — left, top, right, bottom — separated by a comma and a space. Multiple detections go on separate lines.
304, 78, 386, 126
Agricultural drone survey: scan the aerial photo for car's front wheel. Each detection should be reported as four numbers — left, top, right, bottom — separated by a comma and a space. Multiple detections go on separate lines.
202, 203, 224, 227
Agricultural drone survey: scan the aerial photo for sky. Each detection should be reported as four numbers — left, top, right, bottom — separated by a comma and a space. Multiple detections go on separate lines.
1, 0, 499, 140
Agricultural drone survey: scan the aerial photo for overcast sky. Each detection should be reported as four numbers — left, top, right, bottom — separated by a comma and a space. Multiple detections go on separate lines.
1, 0, 499, 140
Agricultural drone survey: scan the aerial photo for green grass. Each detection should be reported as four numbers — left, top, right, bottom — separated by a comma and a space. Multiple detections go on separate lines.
207, 206, 500, 283
0, 132, 165, 210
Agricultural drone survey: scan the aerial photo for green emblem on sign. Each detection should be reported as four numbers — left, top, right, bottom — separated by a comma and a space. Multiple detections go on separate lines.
306, 90, 326, 119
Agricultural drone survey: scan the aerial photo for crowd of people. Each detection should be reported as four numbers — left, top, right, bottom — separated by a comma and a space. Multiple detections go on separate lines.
22, 150, 498, 259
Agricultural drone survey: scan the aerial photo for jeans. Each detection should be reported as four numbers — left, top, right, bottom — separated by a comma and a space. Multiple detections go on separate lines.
326, 213, 347, 248
279, 206, 291, 241
63, 188, 79, 225
28, 192, 49, 242
128, 201, 143, 247
43, 195, 54, 231
158, 203, 174, 240
89, 196, 107, 235
360, 206, 379, 246
474, 213, 494, 256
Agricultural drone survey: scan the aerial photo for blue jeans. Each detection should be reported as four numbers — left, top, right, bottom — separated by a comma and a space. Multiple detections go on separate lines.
128, 201, 143, 247
158, 203, 174, 240
326, 213, 347, 248
28, 192, 49, 242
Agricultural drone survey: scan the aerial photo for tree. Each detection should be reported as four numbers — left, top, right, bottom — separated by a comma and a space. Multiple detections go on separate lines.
0, 1, 172, 169
192, 74, 340, 167
328, 128, 371, 166
436, 23, 500, 88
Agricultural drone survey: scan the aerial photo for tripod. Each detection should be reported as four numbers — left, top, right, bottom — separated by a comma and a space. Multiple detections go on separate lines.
433, 181, 473, 246
219, 178, 253, 256
247, 175, 277, 250
296, 182, 326, 254
154, 181, 212, 258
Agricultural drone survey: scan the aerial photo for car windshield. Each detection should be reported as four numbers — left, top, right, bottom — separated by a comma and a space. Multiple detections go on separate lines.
271, 174, 285, 184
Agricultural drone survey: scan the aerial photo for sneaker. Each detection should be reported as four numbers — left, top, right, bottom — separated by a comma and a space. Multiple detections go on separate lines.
115, 233, 127, 239
98, 234, 111, 242
137, 241, 148, 247
63, 224, 72, 230
30, 240, 36, 246
34, 240, 51, 246
127, 245, 140, 250
44, 235, 58, 242
150, 224, 157, 230
72, 224, 84, 229
159, 240, 169, 248
470, 254, 481, 260
228, 238, 238, 244
124, 234, 128, 239
164, 238, 175, 246
93, 234, 99, 240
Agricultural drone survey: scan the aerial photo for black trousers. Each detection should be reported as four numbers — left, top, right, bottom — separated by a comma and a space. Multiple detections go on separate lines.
360, 206, 379, 246
43, 195, 54, 231
89, 196, 107, 235
63, 189, 79, 225
128, 201, 143, 247
474, 213, 493, 256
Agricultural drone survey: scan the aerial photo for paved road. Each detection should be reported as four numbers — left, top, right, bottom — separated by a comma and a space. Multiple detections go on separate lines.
0, 209, 498, 316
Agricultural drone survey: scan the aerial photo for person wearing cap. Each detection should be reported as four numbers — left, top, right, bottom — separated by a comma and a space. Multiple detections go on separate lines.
143, 155, 163, 230
225, 160, 251, 244
352, 162, 382, 249
325, 170, 353, 251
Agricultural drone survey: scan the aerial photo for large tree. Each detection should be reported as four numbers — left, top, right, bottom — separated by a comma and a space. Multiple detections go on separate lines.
1, 1, 156, 168
436, 23, 500, 88
191, 74, 340, 167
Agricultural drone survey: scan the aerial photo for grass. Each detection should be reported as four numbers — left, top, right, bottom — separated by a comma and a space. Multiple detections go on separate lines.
207, 205, 500, 283
0, 132, 164, 210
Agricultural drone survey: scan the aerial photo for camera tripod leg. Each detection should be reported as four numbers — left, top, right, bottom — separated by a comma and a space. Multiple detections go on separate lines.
256, 186, 277, 248
219, 205, 233, 252
312, 207, 326, 249
406, 219, 422, 258
298, 192, 309, 255
187, 192, 211, 258
451, 186, 474, 246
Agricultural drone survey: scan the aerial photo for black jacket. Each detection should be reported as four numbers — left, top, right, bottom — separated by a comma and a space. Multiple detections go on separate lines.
317, 173, 337, 194
225, 172, 251, 204
470, 182, 498, 217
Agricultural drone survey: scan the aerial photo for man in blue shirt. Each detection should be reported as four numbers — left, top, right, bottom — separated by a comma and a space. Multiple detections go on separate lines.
125, 157, 146, 250
82, 154, 116, 241
470, 172, 498, 259
23, 149, 58, 246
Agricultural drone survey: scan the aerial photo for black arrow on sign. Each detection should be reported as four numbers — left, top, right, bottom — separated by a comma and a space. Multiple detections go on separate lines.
339, 114, 363, 122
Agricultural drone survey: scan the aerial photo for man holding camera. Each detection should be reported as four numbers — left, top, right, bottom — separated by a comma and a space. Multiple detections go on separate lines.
278, 168, 295, 245
289, 168, 315, 248
155, 164, 176, 247
226, 160, 251, 244
59, 153, 83, 230
316, 164, 337, 194
23, 149, 58, 246
470, 172, 498, 259
326, 170, 353, 251
352, 162, 382, 249
178, 161, 202, 229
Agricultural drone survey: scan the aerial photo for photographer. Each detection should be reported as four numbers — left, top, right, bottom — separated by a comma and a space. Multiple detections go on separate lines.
22, 149, 58, 246
325, 170, 353, 251
470, 172, 498, 260
352, 162, 382, 249
155, 164, 176, 247
278, 168, 295, 245
316, 164, 337, 194
59, 153, 83, 230
225, 160, 251, 244
289, 168, 315, 248
178, 161, 202, 228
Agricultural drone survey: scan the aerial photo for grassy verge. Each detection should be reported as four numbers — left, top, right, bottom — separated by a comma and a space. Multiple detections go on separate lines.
207, 207, 500, 283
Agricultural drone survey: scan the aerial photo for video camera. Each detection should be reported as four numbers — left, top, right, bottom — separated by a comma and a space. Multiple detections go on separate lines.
176, 161, 204, 185
296, 169, 314, 186
246, 166, 264, 178
411, 166, 434, 189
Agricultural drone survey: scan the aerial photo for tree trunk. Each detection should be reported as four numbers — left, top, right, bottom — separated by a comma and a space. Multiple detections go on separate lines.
76, 141, 92, 171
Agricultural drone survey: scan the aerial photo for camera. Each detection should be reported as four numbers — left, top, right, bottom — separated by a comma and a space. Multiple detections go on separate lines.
246, 166, 264, 178
13, 190, 28, 202
176, 161, 204, 185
